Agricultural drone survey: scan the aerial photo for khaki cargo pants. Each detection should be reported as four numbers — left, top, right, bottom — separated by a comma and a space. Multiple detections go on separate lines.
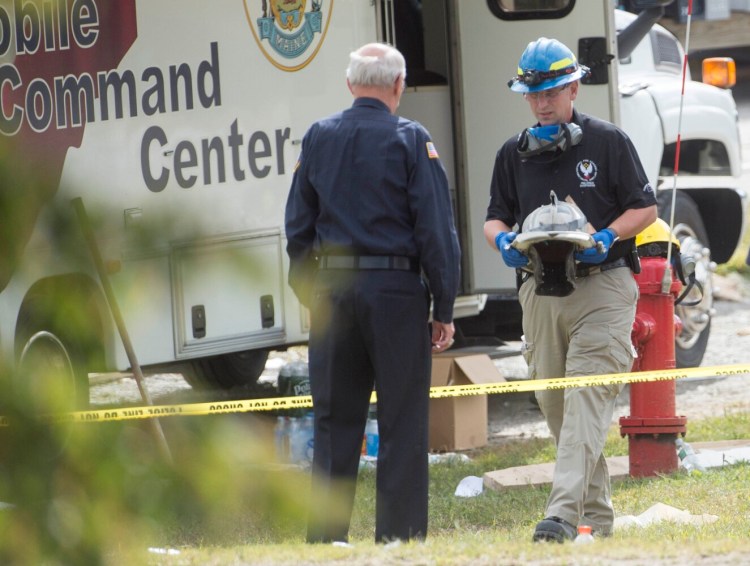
519, 266, 637, 534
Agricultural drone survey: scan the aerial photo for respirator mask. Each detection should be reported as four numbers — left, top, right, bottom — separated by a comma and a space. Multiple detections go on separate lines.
517, 123, 583, 160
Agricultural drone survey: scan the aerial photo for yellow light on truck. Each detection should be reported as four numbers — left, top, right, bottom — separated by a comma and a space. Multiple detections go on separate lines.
702, 57, 736, 89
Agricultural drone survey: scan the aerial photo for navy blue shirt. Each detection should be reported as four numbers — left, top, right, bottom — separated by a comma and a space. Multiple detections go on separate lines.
285, 97, 461, 322
486, 109, 657, 258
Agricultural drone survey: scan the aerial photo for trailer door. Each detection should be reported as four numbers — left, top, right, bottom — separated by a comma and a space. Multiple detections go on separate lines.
453, 0, 618, 294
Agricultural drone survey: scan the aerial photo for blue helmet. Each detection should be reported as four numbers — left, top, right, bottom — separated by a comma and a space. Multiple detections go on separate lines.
508, 37, 590, 93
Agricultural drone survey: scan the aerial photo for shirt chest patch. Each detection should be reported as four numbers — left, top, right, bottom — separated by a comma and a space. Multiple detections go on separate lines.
576, 159, 598, 188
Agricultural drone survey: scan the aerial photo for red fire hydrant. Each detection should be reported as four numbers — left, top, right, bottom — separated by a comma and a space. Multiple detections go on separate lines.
619, 252, 687, 478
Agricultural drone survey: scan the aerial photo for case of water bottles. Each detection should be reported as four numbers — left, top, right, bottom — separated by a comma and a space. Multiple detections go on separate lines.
274, 358, 381, 469
273, 360, 314, 466
274, 405, 381, 469
276, 361, 311, 418
274, 412, 314, 467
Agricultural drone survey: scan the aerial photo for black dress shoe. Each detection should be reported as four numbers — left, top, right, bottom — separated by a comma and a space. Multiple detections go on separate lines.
532, 516, 577, 543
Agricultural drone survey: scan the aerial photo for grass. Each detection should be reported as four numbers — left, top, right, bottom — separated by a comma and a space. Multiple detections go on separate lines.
718, 245, 750, 277
0, 402, 748, 564
716, 201, 750, 276
153, 419, 750, 565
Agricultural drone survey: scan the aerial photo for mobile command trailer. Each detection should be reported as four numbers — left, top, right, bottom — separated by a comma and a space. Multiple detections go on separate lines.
0, 1, 744, 410
392, 0, 745, 367
0, 0, 391, 401
0, 0, 486, 405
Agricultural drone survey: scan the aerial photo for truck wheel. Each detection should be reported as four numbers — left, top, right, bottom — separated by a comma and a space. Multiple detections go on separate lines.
16, 331, 87, 412
184, 349, 269, 390
12, 329, 89, 460
658, 192, 713, 368
15, 296, 91, 412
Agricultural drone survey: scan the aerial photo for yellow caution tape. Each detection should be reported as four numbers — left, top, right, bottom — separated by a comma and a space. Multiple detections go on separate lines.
429, 363, 750, 398
1, 363, 749, 426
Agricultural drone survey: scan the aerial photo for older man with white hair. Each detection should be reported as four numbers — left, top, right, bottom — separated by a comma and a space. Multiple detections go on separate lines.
285, 42, 460, 544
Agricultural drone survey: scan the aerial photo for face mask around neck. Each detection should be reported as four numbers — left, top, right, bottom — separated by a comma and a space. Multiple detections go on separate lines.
517, 123, 583, 160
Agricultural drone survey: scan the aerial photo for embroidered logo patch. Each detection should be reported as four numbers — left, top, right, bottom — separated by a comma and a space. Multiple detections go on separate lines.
426, 142, 439, 159
576, 159, 597, 188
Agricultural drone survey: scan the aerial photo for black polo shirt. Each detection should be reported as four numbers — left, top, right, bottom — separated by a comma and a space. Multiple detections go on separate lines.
486, 109, 657, 260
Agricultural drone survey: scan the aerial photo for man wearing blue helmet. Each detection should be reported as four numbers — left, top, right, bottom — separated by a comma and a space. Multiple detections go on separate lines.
484, 38, 658, 543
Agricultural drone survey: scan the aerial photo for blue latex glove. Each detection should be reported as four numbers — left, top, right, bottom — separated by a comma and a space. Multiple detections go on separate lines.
575, 228, 617, 265
495, 231, 529, 268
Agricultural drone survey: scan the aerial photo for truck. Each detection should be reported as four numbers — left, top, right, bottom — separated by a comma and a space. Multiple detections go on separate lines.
0, 0, 744, 411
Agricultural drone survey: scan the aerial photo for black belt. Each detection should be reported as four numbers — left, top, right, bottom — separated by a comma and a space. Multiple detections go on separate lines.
318, 255, 419, 272
575, 256, 629, 278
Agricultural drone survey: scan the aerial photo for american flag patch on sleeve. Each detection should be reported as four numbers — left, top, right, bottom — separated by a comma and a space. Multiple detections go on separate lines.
426, 141, 439, 159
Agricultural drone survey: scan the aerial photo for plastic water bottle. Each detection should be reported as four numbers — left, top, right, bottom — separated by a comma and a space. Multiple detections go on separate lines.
274, 416, 289, 462
574, 524, 595, 544
288, 414, 314, 466
675, 438, 705, 474
303, 413, 315, 464
365, 413, 379, 458
277, 361, 310, 418
288, 417, 304, 464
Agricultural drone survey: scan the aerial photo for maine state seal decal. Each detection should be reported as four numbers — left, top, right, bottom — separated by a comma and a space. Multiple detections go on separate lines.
244, 0, 333, 71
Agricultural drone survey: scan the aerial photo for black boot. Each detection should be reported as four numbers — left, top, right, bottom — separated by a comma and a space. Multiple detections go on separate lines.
532, 516, 576, 543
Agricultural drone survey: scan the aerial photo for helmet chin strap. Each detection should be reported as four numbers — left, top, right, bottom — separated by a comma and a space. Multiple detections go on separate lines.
517, 123, 583, 160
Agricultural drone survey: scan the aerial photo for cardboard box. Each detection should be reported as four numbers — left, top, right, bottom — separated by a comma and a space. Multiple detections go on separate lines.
428, 353, 505, 452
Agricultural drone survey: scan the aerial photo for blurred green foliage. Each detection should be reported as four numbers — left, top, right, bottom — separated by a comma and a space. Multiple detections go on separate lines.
0, 388, 747, 564
0, 404, 306, 564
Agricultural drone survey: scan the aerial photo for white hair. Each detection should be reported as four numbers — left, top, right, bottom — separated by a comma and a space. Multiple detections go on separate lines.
346, 43, 406, 88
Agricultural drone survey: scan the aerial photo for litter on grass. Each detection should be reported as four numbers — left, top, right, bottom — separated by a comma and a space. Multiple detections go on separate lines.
691, 446, 750, 469
455, 475, 484, 497
614, 502, 718, 530
147, 547, 180, 555
429, 453, 471, 465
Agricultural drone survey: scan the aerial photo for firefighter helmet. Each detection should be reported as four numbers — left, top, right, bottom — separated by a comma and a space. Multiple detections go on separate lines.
513, 191, 595, 297
635, 218, 680, 258
508, 37, 590, 93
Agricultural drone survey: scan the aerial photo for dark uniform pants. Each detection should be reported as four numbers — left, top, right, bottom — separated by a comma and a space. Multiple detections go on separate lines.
306, 268, 431, 543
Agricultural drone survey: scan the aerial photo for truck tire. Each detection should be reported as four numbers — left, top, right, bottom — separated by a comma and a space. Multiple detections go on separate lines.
12, 324, 90, 461
658, 192, 713, 368
16, 331, 87, 413
15, 299, 91, 412
184, 349, 269, 390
